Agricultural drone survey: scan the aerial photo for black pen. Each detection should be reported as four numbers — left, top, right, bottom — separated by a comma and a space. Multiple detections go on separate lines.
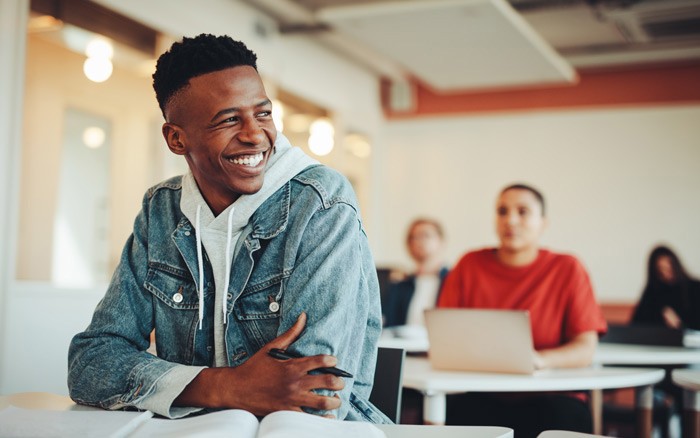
268, 348, 353, 378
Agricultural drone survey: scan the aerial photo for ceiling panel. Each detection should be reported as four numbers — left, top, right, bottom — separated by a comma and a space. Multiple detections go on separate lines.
318, 0, 576, 91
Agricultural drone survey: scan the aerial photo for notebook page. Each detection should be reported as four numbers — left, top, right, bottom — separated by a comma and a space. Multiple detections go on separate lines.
258, 410, 386, 438
132, 409, 259, 437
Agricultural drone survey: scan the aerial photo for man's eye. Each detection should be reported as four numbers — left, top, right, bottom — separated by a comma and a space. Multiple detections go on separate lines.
222, 117, 239, 123
257, 111, 272, 118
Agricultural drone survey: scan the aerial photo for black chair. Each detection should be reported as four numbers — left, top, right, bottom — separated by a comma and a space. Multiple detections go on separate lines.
369, 347, 406, 423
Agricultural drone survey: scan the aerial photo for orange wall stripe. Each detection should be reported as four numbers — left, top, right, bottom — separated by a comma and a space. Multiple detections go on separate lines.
382, 62, 700, 118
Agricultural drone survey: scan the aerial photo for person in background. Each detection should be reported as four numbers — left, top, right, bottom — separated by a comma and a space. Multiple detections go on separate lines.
631, 245, 700, 330
438, 183, 607, 438
68, 34, 387, 423
629, 245, 700, 437
383, 218, 449, 328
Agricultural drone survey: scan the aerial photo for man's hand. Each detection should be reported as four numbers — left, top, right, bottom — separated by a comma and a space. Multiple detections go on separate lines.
174, 312, 345, 416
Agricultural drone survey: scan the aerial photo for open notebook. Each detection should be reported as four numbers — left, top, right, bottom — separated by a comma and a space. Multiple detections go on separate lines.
424, 308, 536, 374
0, 406, 386, 438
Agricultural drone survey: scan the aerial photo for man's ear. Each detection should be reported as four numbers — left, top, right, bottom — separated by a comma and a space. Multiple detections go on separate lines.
162, 123, 187, 156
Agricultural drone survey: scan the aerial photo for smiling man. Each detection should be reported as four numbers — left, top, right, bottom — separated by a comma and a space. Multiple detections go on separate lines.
68, 34, 388, 423
437, 183, 607, 438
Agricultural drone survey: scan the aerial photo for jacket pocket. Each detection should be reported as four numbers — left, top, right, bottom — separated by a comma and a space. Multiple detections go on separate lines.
143, 262, 202, 363
233, 277, 284, 320
233, 278, 283, 348
144, 262, 199, 310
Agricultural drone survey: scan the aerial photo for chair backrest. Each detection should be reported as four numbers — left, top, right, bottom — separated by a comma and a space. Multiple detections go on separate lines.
368, 347, 405, 423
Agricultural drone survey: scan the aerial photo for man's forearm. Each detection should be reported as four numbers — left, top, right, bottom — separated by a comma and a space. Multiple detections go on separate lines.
174, 367, 230, 408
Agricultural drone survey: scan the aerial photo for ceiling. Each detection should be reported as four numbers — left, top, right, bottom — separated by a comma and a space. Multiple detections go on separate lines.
240, 0, 700, 93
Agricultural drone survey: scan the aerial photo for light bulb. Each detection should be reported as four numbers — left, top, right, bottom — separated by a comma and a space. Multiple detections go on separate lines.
82, 126, 106, 149
83, 57, 113, 83
85, 38, 113, 59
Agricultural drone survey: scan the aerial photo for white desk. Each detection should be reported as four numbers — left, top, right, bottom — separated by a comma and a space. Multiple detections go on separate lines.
671, 369, 700, 438
377, 424, 512, 438
592, 342, 700, 435
595, 343, 700, 365
0, 392, 513, 438
402, 356, 664, 438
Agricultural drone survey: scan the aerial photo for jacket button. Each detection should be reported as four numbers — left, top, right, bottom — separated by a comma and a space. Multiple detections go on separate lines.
184, 231, 191, 236
173, 292, 183, 303
269, 301, 280, 312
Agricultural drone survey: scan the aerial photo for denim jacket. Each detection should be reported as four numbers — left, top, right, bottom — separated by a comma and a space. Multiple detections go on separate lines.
68, 165, 389, 423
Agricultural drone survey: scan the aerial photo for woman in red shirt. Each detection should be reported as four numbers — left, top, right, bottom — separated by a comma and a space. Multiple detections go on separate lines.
438, 183, 607, 438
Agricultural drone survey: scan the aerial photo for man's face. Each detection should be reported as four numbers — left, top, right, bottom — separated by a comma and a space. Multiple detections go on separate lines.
407, 222, 443, 263
164, 66, 277, 212
495, 189, 546, 253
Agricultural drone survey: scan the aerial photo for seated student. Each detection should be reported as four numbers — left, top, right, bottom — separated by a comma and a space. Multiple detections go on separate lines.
438, 183, 607, 438
629, 244, 700, 437
67, 34, 388, 423
384, 218, 449, 329
631, 244, 700, 330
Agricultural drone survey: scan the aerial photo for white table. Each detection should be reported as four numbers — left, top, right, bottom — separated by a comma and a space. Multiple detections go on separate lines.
593, 342, 700, 435
595, 343, 700, 365
0, 392, 513, 438
671, 369, 700, 438
402, 356, 664, 438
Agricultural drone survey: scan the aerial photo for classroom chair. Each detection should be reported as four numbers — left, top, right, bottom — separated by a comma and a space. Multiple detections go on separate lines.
368, 347, 406, 423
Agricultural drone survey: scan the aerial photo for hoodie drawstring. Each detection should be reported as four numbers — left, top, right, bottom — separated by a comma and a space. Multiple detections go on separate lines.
195, 205, 204, 330
222, 207, 235, 324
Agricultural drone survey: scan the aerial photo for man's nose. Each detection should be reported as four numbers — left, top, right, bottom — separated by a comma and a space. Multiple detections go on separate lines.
238, 119, 265, 145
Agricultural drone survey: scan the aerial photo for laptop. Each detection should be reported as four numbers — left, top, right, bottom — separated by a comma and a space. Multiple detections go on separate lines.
424, 308, 535, 374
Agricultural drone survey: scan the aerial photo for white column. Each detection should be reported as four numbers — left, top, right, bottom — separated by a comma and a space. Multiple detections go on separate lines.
0, 0, 29, 393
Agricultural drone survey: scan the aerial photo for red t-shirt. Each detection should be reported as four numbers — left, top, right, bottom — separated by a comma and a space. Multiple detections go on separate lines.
438, 248, 607, 350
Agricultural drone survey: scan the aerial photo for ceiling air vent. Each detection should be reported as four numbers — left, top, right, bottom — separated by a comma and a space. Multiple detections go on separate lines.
601, 0, 700, 43
642, 16, 700, 40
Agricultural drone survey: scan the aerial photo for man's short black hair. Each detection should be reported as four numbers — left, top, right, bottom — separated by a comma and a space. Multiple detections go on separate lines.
500, 183, 546, 216
152, 34, 258, 116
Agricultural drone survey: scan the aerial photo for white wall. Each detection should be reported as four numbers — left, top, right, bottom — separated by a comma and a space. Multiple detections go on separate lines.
373, 105, 700, 303
0, 0, 28, 394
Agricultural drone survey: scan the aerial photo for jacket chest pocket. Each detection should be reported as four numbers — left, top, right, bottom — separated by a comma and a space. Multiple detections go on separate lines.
233, 277, 284, 319
233, 278, 284, 347
144, 263, 200, 309
144, 263, 204, 363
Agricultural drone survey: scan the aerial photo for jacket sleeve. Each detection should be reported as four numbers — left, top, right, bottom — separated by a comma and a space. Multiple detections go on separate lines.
67, 194, 205, 418
275, 197, 386, 422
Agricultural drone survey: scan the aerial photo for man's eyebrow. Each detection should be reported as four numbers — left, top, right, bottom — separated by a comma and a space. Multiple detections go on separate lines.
209, 99, 272, 123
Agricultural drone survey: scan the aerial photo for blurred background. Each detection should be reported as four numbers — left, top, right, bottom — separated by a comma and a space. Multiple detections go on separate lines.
0, 0, 699, 395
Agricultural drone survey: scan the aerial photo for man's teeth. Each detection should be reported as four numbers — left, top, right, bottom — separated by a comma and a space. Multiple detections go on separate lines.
229, 152, 263, 166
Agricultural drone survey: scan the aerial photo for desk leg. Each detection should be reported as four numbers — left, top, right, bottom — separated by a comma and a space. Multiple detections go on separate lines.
591, 389, 602, 435
635, 385, 653, 438
682, 388, 700, 438
421, 390, 446, 425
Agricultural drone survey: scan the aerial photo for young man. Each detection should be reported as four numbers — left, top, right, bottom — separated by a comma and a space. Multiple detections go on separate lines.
68, 34, 388, 423
438, 183, 607, 437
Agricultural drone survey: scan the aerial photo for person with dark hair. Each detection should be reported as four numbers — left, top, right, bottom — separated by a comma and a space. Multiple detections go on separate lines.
384, 218, 449, 328
68, 34, 388, 423
437, 183, 607, 438
632, 245, 700, 330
